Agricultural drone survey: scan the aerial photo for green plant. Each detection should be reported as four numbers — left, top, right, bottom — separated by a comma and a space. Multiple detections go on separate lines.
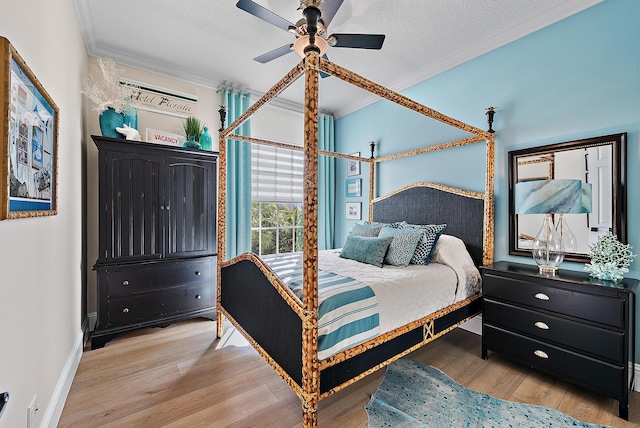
182, 116, 204, 141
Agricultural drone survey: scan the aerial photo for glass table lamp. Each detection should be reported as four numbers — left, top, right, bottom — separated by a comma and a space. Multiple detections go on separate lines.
515, 179, 592, 274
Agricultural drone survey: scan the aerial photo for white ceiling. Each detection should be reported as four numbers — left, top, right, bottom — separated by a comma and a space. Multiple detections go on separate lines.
75, 0, 601, 118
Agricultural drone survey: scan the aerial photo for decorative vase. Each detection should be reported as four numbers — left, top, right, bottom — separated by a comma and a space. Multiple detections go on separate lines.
200, 126, 212, 151
183, 134, 201, 149
123, 107, 138, 130
99, 107, 125, 138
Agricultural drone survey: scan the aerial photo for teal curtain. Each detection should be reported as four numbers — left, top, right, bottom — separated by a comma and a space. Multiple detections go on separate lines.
318, 113, 335, 250
222, 88, 251, 258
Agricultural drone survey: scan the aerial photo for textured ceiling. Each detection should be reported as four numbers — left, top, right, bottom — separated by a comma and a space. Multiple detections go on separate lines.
75, 0, 601, 117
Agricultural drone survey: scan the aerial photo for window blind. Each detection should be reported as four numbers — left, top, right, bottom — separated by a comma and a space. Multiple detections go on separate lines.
251, 144, 304, 203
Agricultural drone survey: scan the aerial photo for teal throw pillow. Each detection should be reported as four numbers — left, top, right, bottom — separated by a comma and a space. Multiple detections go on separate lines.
340, 235, 393, 268
378, 226, 424, 267
350, 222, 385, 237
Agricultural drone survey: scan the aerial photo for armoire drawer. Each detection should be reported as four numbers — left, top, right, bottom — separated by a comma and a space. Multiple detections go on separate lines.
106, 259, 214, 297
483, 325, 625, 398
483, 300, 624, 363
483, 273, 624, 328
108, 285, 213, 327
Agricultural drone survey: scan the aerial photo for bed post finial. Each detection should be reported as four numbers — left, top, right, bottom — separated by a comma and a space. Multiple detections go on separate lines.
370, 141, 376, 159
218, 105, 227, 132
485, 106, 497, 133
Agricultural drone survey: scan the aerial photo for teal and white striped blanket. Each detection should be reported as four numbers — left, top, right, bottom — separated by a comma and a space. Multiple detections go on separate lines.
263, 253, 380, 360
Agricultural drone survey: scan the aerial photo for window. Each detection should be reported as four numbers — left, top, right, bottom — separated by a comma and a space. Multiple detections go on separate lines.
251, 144, 304, 255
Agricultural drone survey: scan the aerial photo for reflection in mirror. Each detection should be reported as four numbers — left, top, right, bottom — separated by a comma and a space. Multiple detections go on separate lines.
509, 133, 627, 263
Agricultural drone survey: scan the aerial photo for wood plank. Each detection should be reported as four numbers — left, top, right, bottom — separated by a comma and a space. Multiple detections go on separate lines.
59, 321, 640, 427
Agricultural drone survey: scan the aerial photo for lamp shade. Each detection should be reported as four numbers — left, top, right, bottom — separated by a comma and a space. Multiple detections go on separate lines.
515, 179, 590, 214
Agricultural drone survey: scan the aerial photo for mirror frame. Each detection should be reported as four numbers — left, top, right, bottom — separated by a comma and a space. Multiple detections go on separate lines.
508, 133, 627, 263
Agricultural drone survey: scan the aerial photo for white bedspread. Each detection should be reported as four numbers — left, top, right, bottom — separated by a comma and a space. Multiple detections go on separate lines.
319, 234, 481, 335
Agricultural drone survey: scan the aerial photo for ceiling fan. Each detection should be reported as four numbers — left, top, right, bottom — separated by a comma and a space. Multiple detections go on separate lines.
236, 0, 386, 64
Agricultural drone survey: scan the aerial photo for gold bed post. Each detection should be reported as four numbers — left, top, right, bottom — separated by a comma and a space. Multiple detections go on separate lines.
301, 48, 321, 427
216, 132, 227, 339
484, 134, 495, 265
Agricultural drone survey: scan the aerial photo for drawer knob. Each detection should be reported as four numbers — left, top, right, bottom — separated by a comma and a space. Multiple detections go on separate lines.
534, 293, 550, 301
122, 308, 130, 313
534, 350, 549, 359
195, 295, 202, 300
122, 280, 129, 286
534, 321, 550, 330
195, 271, 202, 276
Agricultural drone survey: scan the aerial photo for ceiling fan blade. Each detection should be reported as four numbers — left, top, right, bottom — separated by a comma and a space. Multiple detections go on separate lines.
330, 33, 385, 49
319, 0, 344, 27
320, 54, 330, 78
254, 44, 294, 63
236, 0, 295, 32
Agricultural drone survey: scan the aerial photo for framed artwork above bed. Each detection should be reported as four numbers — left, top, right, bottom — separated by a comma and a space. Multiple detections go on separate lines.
345, 178, 362, 197
345, 202, 361, 220
347, 151, 360, 176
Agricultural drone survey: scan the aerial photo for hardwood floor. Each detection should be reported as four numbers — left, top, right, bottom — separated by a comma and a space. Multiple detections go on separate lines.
59, 319, 640, 427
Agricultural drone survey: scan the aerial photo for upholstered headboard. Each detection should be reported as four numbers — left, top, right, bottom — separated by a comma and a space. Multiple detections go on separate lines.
371, 183, 486, 266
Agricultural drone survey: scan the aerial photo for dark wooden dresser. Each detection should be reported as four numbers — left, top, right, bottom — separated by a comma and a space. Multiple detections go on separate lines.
92, 136, 218, 349
481, 261, 638, 419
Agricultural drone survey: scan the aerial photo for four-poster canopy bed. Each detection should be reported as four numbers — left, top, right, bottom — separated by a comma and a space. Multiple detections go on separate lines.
216, 13, 495, 427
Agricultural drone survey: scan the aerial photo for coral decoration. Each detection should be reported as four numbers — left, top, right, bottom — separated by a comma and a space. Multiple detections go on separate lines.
584, 232, 636, 281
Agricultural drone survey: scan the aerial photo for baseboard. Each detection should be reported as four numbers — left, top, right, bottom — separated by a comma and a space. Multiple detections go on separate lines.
634, 363, 640, 393
40, 329, 83, 428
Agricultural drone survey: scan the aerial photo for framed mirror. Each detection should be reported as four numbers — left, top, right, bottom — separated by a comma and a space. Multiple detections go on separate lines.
509, 133, 627, 263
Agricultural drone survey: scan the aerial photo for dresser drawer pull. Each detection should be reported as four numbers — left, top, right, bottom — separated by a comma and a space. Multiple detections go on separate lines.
534, 321, 550, 330
534, 350, 549, 359
122, 280, 129, 286
122, 308, 130, 314
195, 295, 202, 300
195, 271, 201, 276
534, 293, 550, 301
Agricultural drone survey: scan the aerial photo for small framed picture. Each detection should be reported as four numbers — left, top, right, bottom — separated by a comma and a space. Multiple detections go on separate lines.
345, 202, 361, 220
345, 178, 362, 197
347, 152, 360, 176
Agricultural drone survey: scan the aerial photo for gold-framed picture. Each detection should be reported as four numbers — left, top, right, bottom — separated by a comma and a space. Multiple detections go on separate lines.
0, 37, 59, 220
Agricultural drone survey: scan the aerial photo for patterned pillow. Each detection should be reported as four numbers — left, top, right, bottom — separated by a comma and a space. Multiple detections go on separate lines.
350, 222, 385, 237
378, 226, 424, 267
339, 235, 394, 267
366, 220, 406, 229
400, 223, 447, 265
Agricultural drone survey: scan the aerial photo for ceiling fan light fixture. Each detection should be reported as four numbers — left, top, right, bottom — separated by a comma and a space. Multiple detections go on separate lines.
293, 35, 328, 58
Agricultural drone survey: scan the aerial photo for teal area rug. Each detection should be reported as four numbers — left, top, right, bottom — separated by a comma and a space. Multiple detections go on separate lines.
365, 358, 611, 427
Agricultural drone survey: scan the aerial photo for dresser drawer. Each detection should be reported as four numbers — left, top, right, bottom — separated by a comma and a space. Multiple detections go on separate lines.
106, 258, 214, 297
484, 300, 624, 363
483, 273, 624, 328
108, 285, 213, 327
484, 325, 625, 398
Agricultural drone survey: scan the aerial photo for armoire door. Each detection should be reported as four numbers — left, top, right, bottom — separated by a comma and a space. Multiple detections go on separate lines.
164, 157, 217, 258
102, 151, 164, 263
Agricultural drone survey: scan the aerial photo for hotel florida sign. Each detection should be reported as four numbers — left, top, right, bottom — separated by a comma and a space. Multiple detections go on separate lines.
120, 79, 197, 118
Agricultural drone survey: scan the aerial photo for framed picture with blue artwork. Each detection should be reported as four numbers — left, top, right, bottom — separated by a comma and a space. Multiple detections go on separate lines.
0, 37, 58, 220
345, 178, 362, 197
347, 151, 360, 176
345, 202, 361, 220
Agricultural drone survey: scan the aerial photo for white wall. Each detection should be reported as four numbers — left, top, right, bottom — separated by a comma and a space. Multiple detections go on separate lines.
251, 104, 304, 146
0, 1, 87, 427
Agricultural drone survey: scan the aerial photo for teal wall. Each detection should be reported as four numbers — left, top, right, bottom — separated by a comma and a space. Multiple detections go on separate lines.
334, 0, 640, 360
